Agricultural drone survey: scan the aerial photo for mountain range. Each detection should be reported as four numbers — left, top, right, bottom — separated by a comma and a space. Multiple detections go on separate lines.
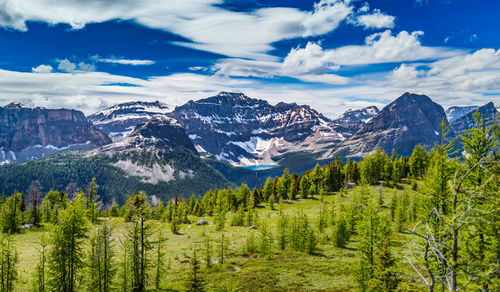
0, 92, 497, 202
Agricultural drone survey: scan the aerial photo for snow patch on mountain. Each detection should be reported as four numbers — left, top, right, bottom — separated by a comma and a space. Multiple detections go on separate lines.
445, 106, 479, 122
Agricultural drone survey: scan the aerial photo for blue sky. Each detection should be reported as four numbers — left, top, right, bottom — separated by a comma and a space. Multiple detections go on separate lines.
0, 0, 498, 117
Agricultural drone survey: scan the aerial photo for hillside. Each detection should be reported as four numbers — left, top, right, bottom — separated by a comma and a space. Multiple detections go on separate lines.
0, 148, 230, 205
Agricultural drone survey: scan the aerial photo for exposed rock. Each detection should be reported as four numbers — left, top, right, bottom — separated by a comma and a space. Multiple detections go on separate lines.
445, 106, 479, 123
249, 225, 258, 229
98, 117, 197, 153
331, 106, 379, 138
450, 102, 499, 136
196, 220, 209, 225
329, 92, 446, 159
0, 103, 111, 162
88, 100, 172, 142
168, 91, 343, 165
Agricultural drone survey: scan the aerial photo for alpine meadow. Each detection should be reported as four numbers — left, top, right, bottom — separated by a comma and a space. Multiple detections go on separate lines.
0, 0, 499, 291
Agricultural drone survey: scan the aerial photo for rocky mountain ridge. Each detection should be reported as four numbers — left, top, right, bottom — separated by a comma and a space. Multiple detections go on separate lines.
167, 92, 344, 165
0, 103, 111, 162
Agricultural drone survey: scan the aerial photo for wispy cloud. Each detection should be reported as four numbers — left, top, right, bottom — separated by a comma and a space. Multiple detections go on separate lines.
95, 57, 155, 66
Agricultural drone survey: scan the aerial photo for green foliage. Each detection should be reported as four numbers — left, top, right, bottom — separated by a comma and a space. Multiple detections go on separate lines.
0, 149, 231, 205
184, 249, 205, 292
86, 221, 115, 292
409, 145, 428, 178
0, 192, 23, 234
86, 178, 99, 223
0, 235, 18, 292
48, 193, 89, 292
31, 234, 48, 292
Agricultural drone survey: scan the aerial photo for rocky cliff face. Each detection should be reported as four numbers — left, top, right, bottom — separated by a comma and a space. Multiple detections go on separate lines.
445, 106, 479, 123
328, 92, 447, 158
0, 103, 111, 162
450, 102, 499, 135
88, 101, 172, 142
167, 92, 343, 165
331, 106, 379, 138
98, 117, 197, 153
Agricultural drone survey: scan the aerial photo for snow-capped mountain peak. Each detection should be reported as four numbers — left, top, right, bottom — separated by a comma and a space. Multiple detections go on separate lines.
88, 100, 174, 142
445, 106, 479, 123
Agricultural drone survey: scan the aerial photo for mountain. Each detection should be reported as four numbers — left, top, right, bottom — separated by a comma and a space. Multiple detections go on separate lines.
445, 106, 479, 122
331, 106, 379, 138
450, 102, 499, 135
328, 92, 447, 159
0, 102, 111, 163
98, 117, 197, 153
0, 116, 231, 204
167, 91, 343, 165
88, 101, 172, 142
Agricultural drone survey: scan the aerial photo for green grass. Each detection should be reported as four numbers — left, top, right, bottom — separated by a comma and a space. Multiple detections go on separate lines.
12, 184, 424, 291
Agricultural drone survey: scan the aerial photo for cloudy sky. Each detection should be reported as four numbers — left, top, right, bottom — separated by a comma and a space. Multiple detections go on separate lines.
0, 0, 498, 118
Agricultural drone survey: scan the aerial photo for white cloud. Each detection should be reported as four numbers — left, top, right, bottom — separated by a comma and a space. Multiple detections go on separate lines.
56, 59, 95, 72
31, 64, 53, 73
429, 49, 500, 78
96, 57, 155, 66
57, 59, 76, 72
213, 52, 349, 85
390, 64, 420, 80
282, 30, 461, 70
356, 9, 395, 29
0, 0, 359, 60
78, 62, 96, 72
282, 42, 338, 75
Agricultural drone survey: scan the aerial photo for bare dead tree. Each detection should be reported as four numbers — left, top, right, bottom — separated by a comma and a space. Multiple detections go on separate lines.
404, 159, 499, 292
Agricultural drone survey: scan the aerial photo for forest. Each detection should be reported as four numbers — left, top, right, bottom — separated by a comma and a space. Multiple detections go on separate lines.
0, 113, 498, 291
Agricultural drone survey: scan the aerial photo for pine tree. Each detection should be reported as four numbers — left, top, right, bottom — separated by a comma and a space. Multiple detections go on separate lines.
32, 234, 48, 292
126, 192, 153, 292
367, 240, 399, 292
87, 178, 100, 224
47, 193, 89, 292
276, 213, 288, 250
267, 195, 275, 211
28, 180, 41, 226
203, 236, 212, 268
86, 221, 115, 292
299, 175, 310, 199
184, 248, 205, 292
0, 235, 18, 292
409, 144, 427, 178
0, 192, 22, 234
154, 232, 166, 290
258, 221, 273, 258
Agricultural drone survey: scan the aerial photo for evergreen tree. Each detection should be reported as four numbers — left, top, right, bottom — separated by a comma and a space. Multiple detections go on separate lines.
203, 236, 212, 268
0, 192, 22, 234
86, 221, 115, 292
367, 240, 399, 292
32, 234, 48, 292
87, 178, 100, 224
299, 175, 310, 199
184, 248, 205, 292
276, 213, 289, 250
28, 180, 41, 226
409, 144, 427, 178
154, 232, 166, 290
48, 193, 89, 292
0, 235, 18, 292
126, 192, 153, 292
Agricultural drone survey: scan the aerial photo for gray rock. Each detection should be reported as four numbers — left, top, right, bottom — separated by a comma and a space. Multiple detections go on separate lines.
196, 220, 208, 226
249, 225, 258, 229
21, 224, 35, 229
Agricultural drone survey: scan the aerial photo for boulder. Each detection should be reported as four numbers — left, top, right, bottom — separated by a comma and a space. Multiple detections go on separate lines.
196, 220, 209, 226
